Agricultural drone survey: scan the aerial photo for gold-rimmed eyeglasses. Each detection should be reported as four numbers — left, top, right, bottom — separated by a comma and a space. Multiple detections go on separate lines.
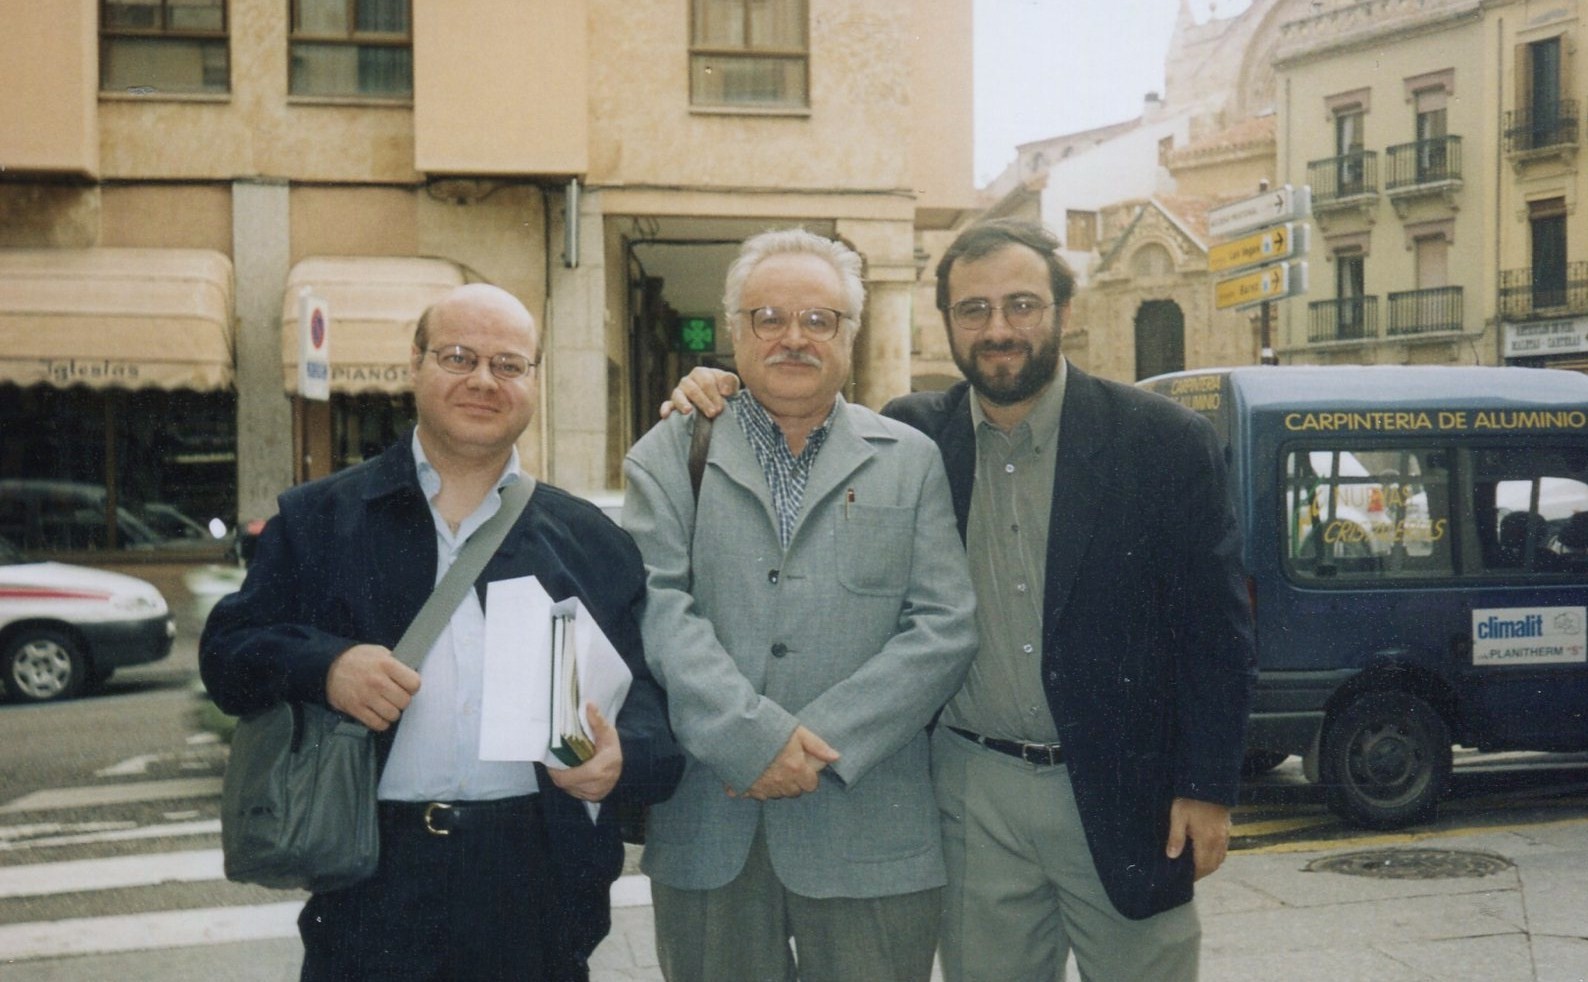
427, 344, 539, 381
737, 306, 848, 342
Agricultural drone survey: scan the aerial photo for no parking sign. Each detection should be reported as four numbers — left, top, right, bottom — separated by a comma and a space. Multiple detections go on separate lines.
298, 288, 330, 401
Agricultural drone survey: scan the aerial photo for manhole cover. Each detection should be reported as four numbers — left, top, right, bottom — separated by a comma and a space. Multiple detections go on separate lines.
1306, 848, 1513, 880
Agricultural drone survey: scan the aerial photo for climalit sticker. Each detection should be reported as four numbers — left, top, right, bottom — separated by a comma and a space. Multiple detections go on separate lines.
1471, 607, 1587, 666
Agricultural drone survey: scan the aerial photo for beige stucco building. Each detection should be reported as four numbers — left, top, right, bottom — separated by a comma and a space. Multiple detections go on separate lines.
972, 0, 1305, 383
0, 0, 972, 549
1271, 0, 1492, 366
1489, 0, 1588, 372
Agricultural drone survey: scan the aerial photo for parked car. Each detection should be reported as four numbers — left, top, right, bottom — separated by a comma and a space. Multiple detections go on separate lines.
0, 479, 225, 554
0, 535, 175, 702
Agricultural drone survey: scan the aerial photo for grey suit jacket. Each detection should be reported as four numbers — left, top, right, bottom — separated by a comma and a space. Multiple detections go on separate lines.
623, 395, 978, 898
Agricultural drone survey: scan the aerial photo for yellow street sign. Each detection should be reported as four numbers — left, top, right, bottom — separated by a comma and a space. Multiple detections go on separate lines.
1215, 263, 1289, 310
1208, 223, 1301, 274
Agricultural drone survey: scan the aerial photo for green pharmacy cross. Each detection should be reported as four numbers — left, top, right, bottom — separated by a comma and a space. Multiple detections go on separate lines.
679, 316, 715, 353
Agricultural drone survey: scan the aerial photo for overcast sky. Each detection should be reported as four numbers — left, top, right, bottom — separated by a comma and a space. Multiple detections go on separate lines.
974, 0, 1255, 186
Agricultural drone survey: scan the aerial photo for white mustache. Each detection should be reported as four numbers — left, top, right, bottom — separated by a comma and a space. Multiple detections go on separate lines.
765, 350, 823, 368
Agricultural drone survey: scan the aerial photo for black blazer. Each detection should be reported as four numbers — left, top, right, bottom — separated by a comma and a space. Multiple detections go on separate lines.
885, 365, 1255, 920
201, 436, 683, 974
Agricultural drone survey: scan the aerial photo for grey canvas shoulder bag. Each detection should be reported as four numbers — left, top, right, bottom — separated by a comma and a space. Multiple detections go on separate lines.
220, 479, 534, 892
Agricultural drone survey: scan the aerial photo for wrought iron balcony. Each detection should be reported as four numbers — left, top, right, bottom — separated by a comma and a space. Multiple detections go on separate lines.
1387, 286, 1462, 336
1308, 296, 1378, 343
1307, 150, 1378, 204
1503, 101, 1579, 154
1385, 136, 1461, 190
1498, 262, 1588, 319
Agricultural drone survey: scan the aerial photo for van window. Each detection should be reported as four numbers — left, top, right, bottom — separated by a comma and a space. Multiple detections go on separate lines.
1471, 446, 1588, 575
1285, 445, 1453, 579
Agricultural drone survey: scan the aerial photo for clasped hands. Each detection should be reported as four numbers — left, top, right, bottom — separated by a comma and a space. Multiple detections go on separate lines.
326, 644, 623, 802
725, 724, 839, 801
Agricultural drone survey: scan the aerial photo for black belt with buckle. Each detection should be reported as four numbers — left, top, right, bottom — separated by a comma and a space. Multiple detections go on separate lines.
947, 725, 1065, 766
379, 794, 541, 837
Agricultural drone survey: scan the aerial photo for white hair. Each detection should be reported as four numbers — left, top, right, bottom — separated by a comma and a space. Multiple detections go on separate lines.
722, 228, 866, 334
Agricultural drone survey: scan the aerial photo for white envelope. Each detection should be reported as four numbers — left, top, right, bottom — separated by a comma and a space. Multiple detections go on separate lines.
478, 575, 634, 823
479, 575, 554, 762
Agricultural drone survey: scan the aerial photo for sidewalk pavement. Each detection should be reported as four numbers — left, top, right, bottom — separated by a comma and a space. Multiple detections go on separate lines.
8, 818, 1586, 980
589, 819, 1588, 981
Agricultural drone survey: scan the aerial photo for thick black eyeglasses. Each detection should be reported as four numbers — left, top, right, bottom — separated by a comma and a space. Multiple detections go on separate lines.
428, 344, 539, 381
945, 295, 1052, 331
738, 306, 848, 341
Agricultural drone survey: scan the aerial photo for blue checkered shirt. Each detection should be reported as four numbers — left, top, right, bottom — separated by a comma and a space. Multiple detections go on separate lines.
731, 392, 836, 549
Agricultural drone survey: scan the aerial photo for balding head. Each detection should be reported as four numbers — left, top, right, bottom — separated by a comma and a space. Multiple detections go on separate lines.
414, 283, 538, 357
410, 283, 541, 469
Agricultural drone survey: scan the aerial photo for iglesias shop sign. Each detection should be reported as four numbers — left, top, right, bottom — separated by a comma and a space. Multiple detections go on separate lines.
45, 359, 142, 384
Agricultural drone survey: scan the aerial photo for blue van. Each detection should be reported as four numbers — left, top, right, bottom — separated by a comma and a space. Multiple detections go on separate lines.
1141, 366, 1588, 828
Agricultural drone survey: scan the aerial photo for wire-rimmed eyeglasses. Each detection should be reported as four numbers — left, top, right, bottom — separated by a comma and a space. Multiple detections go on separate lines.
737, 306, 848, 342
945, 295, 1053, 331
427, 344, 539, 381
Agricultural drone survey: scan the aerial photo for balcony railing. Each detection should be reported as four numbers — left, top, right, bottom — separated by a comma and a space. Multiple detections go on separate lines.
1387, 286, 1462, 336
1308, 150, 1378, 204
1385, 136, 1462, 189
1503, 101, 1579, 153
1498, 262, 1588, 319
1308, 296, 1379, 342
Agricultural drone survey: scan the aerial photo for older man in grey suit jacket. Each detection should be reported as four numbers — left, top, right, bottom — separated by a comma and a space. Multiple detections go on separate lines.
623, 229, 978, 982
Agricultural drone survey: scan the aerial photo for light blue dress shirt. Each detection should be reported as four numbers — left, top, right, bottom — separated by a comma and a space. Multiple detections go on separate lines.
377, 432, 540, 802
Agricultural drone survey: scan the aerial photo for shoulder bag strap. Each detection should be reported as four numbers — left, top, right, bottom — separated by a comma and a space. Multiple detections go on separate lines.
688, 413, 713, 504
390, 478, 536, 669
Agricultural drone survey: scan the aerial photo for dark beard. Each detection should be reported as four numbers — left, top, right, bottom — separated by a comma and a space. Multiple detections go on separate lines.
951, 332, 1061, 406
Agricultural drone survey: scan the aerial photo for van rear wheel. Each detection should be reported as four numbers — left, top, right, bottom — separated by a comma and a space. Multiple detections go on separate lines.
1322, 690, 1451, 830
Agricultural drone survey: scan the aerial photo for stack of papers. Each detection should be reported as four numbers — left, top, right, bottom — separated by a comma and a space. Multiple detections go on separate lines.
479, 576, 633, 782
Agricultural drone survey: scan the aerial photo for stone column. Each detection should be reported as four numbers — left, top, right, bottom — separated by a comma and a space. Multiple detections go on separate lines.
837, 218, 916, 408
544, 184, 608, 493
232, 178, 294, 521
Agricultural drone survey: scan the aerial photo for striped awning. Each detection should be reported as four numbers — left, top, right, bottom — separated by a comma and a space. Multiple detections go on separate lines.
0, 248, 234, 392
281, 256, 467, 396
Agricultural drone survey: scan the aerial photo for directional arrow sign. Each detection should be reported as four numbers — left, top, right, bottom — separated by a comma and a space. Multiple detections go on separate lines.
1208, 185, 1312, 239
1208, 223, 1308, 274
1214, 261, 1308, 310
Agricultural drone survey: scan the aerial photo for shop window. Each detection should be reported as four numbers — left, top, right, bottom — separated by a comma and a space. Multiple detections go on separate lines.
289, 0, 412, 99
333, 393, 415, 471
101, 0, 229, 94
691, 0, 808, 109
0, 386, 236, 554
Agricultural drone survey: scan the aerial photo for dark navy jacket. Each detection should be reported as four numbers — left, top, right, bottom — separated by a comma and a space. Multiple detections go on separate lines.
201, 435, 683, 972
884, 366, 1256, 920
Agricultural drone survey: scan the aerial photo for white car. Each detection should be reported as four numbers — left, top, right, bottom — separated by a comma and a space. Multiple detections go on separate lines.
0, 536, 175, 703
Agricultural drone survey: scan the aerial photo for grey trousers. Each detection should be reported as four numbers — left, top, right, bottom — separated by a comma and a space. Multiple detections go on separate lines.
651, 822, 942, 982
933, 726, 1200, 982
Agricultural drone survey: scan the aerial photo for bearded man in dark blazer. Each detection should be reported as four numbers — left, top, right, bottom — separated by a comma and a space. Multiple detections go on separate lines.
883, 219, 1256, 981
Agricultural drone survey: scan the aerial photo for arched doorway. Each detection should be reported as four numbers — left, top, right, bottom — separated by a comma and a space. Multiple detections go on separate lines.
1134, 300, 1185, 380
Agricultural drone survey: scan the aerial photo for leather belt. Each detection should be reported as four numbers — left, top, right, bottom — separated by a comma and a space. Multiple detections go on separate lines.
947, 725, 1065, 766
379, 794, 541, 837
